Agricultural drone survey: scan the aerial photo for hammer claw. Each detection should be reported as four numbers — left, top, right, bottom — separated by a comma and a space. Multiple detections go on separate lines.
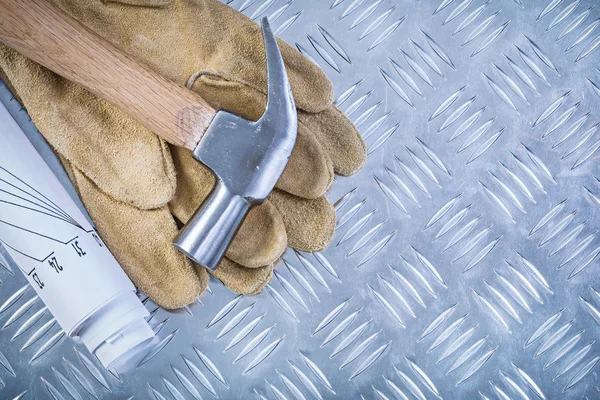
260, 17, 297, 143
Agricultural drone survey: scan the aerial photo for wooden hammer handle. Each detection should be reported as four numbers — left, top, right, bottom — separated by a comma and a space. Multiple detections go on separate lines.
0, 0, 216, 151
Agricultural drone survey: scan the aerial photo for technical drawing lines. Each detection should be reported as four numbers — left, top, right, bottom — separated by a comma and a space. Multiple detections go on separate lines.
0, 166, 80, 229
0, 165, 83, 231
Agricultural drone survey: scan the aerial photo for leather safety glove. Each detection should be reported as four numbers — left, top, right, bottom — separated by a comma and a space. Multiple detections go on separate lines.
0, 0, 366, 309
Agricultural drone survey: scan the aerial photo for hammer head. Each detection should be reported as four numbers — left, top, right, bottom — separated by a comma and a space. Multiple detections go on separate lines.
193, 19, 297, 201
173, 18, 297, 270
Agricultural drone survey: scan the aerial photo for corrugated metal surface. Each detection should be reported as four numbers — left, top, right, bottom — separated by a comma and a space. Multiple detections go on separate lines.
1, 0, 600, 398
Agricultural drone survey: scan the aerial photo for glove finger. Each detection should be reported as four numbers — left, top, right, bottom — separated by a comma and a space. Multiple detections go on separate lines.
190, 76, 333, 199
0, 45, 177, 209
197, 0, 334, 113
64, 160, 204, 309
227, 201, 287, 268
268, 189, 336, 252
299, 106, 367, 176
212, 258, 273, 296
169, 145, 288, 268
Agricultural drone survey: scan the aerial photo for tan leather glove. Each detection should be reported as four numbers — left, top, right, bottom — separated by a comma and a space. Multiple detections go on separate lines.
0, 0, 366, 309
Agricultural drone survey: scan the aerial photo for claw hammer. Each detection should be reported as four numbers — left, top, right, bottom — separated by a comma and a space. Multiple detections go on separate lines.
0, 0, 297, 270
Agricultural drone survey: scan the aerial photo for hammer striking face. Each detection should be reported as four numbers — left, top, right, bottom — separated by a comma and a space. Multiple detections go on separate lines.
173, 18, 298, 270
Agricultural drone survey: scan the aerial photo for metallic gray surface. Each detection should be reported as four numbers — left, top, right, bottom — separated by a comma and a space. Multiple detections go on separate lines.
175, 17, 297, 270
1, 0, 600, 398
175, 180, 252, 270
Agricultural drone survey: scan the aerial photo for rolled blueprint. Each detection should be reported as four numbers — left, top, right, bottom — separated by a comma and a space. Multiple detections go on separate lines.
0, 100, 154, 369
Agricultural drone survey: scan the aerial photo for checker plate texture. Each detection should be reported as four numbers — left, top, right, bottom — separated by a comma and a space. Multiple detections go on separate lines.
1, 0, 600, 398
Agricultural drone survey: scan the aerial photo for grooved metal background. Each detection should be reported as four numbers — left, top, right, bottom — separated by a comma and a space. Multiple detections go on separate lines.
1, 0, 600, 398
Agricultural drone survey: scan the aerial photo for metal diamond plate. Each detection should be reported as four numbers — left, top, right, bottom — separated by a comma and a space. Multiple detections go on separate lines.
2, 0, 600, 398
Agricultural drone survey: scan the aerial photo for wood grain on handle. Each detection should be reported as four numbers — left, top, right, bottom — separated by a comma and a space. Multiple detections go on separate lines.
0, 0, 217, 151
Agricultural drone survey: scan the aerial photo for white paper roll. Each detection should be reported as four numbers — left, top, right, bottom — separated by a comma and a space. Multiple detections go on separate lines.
0, 100, 154, 369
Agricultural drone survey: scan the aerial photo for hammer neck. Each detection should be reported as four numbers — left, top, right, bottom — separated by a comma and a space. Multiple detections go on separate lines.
173, 180, 250, 270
